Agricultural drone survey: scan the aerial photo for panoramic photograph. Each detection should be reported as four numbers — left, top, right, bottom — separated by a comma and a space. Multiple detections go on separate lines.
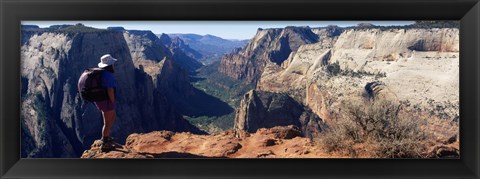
20, 21, 459, 158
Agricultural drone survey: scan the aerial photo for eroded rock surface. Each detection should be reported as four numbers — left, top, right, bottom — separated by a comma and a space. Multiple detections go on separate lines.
82, 125, 339, 158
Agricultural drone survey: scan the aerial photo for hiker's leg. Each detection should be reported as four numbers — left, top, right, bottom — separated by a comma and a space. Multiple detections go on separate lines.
102, 110, 116, 138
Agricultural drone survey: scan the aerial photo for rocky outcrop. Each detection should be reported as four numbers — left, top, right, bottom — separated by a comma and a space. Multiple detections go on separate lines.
81, 124, 458, 159
234, 90, 324, 138
257, 45, 332, 101
81, 125, 341, 158
219, 26, 319, 84
21, 26, 203, 158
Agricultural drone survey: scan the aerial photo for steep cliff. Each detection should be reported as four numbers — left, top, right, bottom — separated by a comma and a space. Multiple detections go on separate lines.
234, 90, 324, 138
219, 26, 319, 84
123, 30, 171, 80
21, 25, 203, 158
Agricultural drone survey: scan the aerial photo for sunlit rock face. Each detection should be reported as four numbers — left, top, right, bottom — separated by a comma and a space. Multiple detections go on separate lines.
253, 27, 458, 122
219, 26, 319, 84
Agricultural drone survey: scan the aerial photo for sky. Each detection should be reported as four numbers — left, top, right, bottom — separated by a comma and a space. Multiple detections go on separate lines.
22, 21, 414, 40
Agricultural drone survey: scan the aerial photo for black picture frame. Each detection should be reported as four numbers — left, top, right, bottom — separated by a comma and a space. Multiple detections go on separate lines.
1, 0, 479, 178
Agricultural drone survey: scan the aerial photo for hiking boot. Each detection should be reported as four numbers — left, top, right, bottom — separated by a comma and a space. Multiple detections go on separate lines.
100, 136, 118, 152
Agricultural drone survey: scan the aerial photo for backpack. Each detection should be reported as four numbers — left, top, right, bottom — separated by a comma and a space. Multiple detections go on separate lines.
77, 68, 109, 102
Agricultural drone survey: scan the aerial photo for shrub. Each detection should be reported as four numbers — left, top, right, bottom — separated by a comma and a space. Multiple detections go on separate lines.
322, 99, 428, 158
55, 23, 109, 34
322, 127, 347, 152
326, 61, 341, 76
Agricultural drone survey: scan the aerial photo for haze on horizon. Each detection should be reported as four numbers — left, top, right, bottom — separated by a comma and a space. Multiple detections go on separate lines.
22, 21, 414, 40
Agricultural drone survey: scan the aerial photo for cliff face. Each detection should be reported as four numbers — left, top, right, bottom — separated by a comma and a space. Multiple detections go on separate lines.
234, 90, 324, 138
219, 27, 319, 84
21, 28, 203, 158
257, 27, 459, 124
123, 30, 195, 98
123, 30, 171, 79
330, 28, 459, 70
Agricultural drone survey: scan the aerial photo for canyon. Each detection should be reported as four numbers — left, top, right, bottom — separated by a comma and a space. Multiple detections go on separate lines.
21, 22, 460, 158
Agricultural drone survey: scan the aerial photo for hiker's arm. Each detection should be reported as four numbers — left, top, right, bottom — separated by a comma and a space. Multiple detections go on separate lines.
107, 88, 115, 103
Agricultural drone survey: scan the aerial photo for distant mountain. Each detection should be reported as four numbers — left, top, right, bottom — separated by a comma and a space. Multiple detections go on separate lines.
165, 34, 249, 64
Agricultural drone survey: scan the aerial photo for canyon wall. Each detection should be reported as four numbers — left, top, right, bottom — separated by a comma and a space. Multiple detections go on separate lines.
229, 26, 459, 136
219, 26, 319, 84
21, 25, 204, 158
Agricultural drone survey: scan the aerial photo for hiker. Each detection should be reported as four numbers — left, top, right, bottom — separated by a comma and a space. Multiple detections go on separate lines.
94, 54, 118, 151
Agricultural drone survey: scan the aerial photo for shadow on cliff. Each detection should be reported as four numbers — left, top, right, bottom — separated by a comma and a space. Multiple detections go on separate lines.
168, 86, 234, 117
189, 76, 205, 83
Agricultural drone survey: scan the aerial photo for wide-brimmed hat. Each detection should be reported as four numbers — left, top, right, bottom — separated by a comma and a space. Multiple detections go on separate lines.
98, 54, 117, 68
